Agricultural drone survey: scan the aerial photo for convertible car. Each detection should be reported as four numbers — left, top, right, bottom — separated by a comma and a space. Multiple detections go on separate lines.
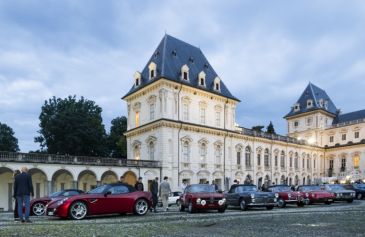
45, 183, 152, 220
296, 185, 334, 204
178, 184, 226, 213
267, 185, 307, 208
225, 184, 277, 210
158, 191, 182, 207
30, 189, 84, 216
322, 184, 355, 203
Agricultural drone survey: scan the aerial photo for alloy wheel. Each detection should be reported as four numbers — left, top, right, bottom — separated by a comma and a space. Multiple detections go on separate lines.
135, 199, 148, 215
69, 202, 87, 220
32, 202, 45, 216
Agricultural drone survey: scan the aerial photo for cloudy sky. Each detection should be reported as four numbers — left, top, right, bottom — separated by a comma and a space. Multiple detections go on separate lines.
1, 0, 365, 152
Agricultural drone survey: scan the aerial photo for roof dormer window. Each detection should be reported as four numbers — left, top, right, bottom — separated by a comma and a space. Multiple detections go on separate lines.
181, 64, 189, 81
148, 62, 157, 80
198, 71, 206, 87
214, 77, 221, 91
307, 99, 313, 108
134, 71, 141, 87
294, 103, 300, 112
319, 99, 324, 107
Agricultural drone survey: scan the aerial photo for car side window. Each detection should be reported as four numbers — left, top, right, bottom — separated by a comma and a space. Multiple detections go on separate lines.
109, 185, 129, 194
63, 191, 79, 196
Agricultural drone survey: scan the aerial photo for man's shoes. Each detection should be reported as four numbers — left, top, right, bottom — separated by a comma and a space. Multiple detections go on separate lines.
25, 219, 32, 223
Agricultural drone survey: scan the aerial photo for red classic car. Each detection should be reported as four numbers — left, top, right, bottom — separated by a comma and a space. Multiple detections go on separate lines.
45, 183, 152, 220
178, 184, 226, 213
268, 185, 307, 208
297, 185, 335, 204
30, 189, 84, 216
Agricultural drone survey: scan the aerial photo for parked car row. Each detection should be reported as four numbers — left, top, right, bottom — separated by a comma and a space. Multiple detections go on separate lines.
27, 182, 362, 220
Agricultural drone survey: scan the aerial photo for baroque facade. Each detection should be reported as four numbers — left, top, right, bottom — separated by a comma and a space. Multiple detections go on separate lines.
123, 35, 365, 191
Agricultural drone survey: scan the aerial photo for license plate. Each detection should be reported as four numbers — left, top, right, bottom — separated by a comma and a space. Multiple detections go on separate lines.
328, 199, 333, 202
48, 211, 54, 216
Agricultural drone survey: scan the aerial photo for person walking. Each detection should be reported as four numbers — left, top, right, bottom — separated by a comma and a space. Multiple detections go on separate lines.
13, 167, 34, 223
150, 177, 159, 213
135, 177, 144, 191
13, 170, 21, 221
159, 176, 171, 212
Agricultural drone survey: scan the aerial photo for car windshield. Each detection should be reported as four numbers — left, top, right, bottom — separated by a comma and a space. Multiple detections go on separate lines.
326, 185, 345, 191
236, 186, 258, 192
88, 185, 109, 194
189, 185, 216, 193
300, 186, 321, 191
354, 184, 365, 189
272, 186, 291, 192
49, 191, 63, 197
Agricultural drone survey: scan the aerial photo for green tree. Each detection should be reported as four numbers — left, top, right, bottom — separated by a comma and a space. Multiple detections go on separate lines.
266, 121, 276, 134
0, 122, 20, 152
252, 125, 264, 132
35, 96, 107, 156
108, 116, 127, 158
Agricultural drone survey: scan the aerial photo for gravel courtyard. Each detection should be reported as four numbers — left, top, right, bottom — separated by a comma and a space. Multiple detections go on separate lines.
1, 201, 364, 237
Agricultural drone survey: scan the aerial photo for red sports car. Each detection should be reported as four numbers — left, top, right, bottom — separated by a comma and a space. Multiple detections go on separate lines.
178, 184, 226, 213
268, 185, 307, 208
297, 185, 335, 204
45, 183, 152, 220
30, 189, 84, 216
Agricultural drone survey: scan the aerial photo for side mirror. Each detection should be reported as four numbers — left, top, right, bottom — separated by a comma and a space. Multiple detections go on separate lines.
104, 191, 112, 197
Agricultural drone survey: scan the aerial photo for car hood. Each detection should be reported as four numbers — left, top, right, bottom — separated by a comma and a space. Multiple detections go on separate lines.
188, 193, 224, 198
330, 190, 355, 194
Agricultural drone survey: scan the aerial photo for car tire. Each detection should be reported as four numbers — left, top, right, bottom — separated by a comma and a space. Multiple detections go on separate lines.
32, 202, 46, 216
357, 193, 363, 200
178, 201, 185, 212
239, 199, 247, 211
277, 198, 286, 208
188, 202, 195, 213
347, 199, 354, 203
218, 207, 226, 213
266, 206, 274, 210
324, 200, 332, 205
176, 200, 181, 207
69, 201, 88, 220
134, 199, 149, 216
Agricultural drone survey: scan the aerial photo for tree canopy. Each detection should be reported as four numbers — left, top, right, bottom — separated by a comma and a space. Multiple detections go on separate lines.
108, 116, 127, 158
35, 96, 107, 156
266, 121, 276, 134
0, 122, 20, 152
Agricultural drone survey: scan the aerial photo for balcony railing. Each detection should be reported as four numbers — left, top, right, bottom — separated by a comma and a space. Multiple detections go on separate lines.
329, 118, 365, 129
0, 151, 161, 168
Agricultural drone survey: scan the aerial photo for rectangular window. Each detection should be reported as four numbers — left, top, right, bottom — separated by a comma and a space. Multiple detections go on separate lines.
200, 108, 206, 124
215, 111, 221, 127
329, 136, 334, 143
341, 158, 346, 171
183, 104, 189, 121
355, 131, 359, 139
329, 160, 334, 169
150, 104, 155, 120
237, 152, 241, 165
306, 117, 312, 126
135, 112, 140, 127
294, 121, 299, 127
342, 134, 346, 141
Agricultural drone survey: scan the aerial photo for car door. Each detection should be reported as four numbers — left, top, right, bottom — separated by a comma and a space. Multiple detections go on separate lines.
226, 187, 239, 206
106, 185, 132, 213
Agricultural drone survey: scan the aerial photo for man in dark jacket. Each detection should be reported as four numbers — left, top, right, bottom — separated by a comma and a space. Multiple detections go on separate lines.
135, 177, 144, 191
150, 177, 159, 213
13, 167, 34, 223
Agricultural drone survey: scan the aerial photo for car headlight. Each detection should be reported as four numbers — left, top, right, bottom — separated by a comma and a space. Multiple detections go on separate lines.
275, 193, 279, 198
250, 193, 255, 199
218, 200, 225, 205
200, 200, 206, 206
196, 198, 201, 204
57, 197, 69, 206
288, 193, 291, 198
351, 193, 355, 197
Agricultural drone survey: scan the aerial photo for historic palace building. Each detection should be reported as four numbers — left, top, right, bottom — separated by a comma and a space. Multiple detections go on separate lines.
1, 35, 364, 211
123, 35, 365, 191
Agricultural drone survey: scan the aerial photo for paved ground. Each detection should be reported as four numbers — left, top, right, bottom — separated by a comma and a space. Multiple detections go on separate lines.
1, 201, 365, 237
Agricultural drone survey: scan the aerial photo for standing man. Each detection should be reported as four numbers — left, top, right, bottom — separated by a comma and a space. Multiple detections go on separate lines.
13, 170, 21, 221
13, 167, 34, 223
159, 176, 171, 212
150, 177, 159, 213
135, 177, 144, 191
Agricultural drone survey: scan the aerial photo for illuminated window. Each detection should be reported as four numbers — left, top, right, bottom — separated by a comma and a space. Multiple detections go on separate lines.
135, 112, 140, 127
353, 155, 360, 169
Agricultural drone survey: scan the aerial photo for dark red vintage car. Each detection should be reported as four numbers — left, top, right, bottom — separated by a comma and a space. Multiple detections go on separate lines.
297, 185, 335, 204
30, 189, 84, 216
178, 184, 226, 213
268, 185, 307, 208
46, 183, 152, 220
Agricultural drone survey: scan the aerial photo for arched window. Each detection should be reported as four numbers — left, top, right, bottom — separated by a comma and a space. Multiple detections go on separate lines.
289, 154, 293, 168
199, 102, 207, 125
353, 155, 360, 169
181, 64, 189, 81
133, 142, 141, 160
215, 145, 222, 164
200, 143, 207, 163
148, 96, 156, 121
245, 146, 251, 168
182, 141, 190, 162
257, 152, 261, 166
149, 141, 155, 160
148, 62, 156, 80
215, 105, 222, 127
264, 149, 270, 167
199, 71, 206, 87
214, 77, 221, 91
182, 97, 191, 121
134, 71, 141, 87
307, 155, 310, 169
294, 153, 299, 169
274, 154, 278, 167
280, 151, 285, 168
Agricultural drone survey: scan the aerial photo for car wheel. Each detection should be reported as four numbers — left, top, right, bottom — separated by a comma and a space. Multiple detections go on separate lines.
218, 207, 226, 213
357, 193, 363, 200
347, 199, 354, 203
266, 206, 274, 210
178, 201, 185, 212
188, 202, 195, 213
324, 200, 332, 205
32, 202, 46, 216
239, 199, 247, 211
135, 199, 149, 216
277, 198, 286, 208
176, 199, 181, 207
297, 202, 305, 207
69, 201, 88, 220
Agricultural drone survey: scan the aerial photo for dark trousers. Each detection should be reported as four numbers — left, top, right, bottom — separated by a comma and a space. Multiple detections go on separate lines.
16, 195, 30, 220
14, 199, 18, 218
152, 193, 158, 209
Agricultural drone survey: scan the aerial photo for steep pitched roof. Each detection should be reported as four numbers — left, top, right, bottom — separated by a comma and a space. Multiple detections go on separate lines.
123, 34, 239, 101
284, 83, 337, 118
333, 109, 365, 124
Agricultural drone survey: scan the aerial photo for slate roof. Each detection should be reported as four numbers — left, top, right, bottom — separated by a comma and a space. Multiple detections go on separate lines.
284, 83, 337, 118
333, 109, 365, 124
123, 34, 239, 101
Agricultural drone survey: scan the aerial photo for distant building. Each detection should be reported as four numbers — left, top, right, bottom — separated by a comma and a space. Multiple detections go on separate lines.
123, 34, 365, 191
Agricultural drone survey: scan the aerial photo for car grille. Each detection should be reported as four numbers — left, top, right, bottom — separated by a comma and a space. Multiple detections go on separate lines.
255, 197, 275, 203
201, 197, 221, 204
